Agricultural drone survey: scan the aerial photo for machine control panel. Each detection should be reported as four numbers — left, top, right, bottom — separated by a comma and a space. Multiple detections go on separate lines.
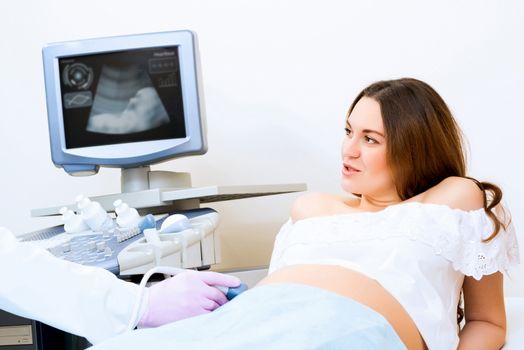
19, 208, 219, 276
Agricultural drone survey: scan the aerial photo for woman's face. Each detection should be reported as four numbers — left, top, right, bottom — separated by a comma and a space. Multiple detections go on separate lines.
341, 97, 396, 198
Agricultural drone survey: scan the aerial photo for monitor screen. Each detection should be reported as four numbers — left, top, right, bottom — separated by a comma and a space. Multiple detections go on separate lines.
42, 31, 206, 176
60, 46, 186, 148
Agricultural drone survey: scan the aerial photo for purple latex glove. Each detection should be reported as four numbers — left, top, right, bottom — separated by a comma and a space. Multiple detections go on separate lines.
137, 270, 241, 328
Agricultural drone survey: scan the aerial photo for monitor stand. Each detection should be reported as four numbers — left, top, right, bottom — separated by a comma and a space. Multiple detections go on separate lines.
121, 166, 192, 192
31, 166, 307, 217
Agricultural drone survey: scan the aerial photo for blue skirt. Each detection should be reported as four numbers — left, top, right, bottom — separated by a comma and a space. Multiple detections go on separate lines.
91, 283, 407, 350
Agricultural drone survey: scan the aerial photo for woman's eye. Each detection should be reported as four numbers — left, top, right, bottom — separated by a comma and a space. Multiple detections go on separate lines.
365, 136, 378, 144
344, 128, 352, 136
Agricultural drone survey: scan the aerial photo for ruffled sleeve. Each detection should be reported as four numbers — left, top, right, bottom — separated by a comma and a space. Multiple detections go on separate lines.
268, 219, 294, 274
433, 208, 520, 280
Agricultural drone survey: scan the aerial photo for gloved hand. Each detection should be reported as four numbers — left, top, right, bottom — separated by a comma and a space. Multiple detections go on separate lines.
137, 270, 241, 328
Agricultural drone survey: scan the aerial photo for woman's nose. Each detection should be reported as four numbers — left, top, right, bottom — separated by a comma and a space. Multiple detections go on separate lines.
342, 137, 360, 158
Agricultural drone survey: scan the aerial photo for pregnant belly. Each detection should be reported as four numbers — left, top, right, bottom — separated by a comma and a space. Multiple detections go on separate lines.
256, 264, 427, 350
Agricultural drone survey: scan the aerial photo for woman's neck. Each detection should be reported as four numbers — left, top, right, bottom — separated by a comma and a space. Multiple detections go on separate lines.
358, 194, 402, 212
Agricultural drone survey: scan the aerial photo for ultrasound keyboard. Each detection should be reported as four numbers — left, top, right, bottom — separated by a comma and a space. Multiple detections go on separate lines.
19, 208, 219, 275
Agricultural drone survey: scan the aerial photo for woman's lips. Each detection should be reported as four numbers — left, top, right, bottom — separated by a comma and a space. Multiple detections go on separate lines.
342, 163, 361, 175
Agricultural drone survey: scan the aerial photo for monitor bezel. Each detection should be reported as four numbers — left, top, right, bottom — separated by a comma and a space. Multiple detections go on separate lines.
42, 30, 207, 174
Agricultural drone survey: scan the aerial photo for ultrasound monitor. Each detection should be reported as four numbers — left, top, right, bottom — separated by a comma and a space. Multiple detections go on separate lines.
42, 30, 206, 191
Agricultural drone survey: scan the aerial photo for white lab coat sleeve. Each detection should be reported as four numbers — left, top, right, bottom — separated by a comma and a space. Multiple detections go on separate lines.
0, 227, 148, 345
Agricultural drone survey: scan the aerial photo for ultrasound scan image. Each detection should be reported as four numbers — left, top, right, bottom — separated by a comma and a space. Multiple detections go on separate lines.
86, 65, 170, 134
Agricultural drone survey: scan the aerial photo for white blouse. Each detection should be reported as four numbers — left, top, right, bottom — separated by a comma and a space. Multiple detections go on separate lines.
268, 202, 520, 350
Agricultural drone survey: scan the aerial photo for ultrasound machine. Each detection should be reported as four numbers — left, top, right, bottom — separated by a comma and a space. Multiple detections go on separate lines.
0, 30, 305, 349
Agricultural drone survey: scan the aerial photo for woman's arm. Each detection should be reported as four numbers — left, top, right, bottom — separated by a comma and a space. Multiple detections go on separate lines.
425, 177, 507, 348
458, 272, 506, 349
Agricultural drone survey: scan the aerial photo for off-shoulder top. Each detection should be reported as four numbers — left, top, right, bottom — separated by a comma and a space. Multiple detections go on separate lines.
268, 202, 520, 350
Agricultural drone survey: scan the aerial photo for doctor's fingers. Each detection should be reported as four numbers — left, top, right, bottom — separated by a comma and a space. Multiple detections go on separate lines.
202, 285, 229, 306
200, 297, 221, 311
196, 271, 241, 288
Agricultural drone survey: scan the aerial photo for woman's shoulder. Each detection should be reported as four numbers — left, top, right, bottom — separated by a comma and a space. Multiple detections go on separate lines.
290, 177, 486, 222
416, 176, 484, 211
290, 192, 358, 222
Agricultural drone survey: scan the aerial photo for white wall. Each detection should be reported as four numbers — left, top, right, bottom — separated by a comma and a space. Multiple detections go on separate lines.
0, 0, 522, 294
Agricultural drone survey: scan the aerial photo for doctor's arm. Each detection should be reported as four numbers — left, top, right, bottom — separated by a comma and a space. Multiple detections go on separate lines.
0, 228, 240, 344
458, 272, 506, 350
0, 227, 145, 344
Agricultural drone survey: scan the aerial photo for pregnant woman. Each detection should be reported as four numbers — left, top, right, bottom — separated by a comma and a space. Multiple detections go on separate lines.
91, 78, 519, 350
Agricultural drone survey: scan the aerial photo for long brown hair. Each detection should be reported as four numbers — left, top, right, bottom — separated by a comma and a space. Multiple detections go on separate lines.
347, 78, 507, 240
